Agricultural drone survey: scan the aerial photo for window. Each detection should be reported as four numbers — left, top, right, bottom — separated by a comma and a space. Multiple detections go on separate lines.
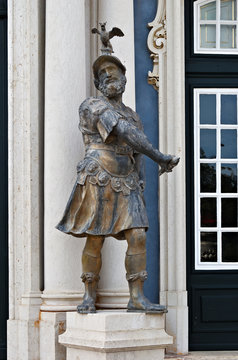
194, 89, 238, 269
194, 0, 238, 54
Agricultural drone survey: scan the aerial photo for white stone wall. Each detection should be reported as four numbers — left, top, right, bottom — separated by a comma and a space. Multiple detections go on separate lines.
8, 0, 188, 358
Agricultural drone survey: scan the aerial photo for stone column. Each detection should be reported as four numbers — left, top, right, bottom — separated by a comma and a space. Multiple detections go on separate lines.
41, 1, 91, 358
147, 0, 188, 354
161, 0, 188, 354
43, 0, 88, 313
7, 0, 45, 359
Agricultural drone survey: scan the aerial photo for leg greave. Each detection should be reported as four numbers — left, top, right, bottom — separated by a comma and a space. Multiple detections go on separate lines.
82, 250, 102, 275
125, 251, 146, 278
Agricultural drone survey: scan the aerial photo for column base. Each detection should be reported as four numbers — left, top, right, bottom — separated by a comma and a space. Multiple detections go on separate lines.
59, 310, 173, 360
7, 295, 42, 360
40, 312, 66, 360
8, 319, 40, 360
161, 291, 188, 354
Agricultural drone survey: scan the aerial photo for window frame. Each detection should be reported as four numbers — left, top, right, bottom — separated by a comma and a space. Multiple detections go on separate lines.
194, 0, 238, 54
194, 88, 238, 270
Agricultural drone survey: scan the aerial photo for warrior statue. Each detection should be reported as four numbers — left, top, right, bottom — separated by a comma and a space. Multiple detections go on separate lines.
56, 24, 179, 314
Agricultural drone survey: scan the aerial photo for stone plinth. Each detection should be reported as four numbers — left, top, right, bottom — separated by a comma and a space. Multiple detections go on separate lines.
59, 310, 173, 360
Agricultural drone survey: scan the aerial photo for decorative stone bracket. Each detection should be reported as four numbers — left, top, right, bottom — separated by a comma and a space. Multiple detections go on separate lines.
147, 0, 166, 91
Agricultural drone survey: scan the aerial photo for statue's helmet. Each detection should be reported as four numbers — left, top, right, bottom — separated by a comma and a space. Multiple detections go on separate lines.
93, 55, 126, 88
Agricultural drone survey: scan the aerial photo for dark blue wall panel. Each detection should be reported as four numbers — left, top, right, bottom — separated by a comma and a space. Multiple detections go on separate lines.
134, 0, 159, 303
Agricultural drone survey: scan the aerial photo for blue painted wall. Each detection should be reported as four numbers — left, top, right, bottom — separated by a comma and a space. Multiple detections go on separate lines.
134, 0, 159, 303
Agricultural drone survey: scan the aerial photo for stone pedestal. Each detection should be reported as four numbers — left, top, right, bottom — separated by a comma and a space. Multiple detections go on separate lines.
59, 310, 173, 360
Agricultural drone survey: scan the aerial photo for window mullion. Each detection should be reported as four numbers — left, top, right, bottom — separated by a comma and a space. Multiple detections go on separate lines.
195, 89, 200, 268
237, 20, 238, 49
217, 0, 221, 49
217, 93, 222, 264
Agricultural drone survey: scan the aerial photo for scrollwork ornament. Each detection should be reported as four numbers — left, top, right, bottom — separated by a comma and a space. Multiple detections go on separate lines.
153, 19, 167, 51
147, 0, 167, 91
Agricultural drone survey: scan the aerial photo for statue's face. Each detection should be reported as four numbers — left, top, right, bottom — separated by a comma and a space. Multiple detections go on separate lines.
97, 62, 126, 98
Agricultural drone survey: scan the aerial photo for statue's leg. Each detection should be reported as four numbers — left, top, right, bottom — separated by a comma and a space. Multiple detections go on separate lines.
77, 234, 104, 314
124, 228, 167, 313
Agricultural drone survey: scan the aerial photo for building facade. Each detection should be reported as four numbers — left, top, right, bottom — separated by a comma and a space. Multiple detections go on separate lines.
1, 0, 237, 359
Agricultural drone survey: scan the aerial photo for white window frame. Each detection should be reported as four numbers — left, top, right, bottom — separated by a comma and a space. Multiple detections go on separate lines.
194, 0, 238, 54
194, 88, 238, 270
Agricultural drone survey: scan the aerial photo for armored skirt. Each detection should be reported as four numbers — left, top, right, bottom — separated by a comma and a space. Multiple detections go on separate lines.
56, 96, 149, 240
56, 147, 149, 240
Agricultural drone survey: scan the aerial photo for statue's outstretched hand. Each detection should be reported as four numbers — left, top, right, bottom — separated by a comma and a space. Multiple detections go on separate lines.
159, 156, 180, 176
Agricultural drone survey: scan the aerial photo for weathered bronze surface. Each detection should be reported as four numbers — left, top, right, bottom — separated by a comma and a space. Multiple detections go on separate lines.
56, 26, 179, 314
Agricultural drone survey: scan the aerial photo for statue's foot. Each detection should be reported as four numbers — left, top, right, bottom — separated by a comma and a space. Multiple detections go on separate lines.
127, 297, 167, 314
77, 298, 96, 314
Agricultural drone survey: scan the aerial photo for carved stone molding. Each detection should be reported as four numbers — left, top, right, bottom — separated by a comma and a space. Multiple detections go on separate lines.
147, 0, 166, 90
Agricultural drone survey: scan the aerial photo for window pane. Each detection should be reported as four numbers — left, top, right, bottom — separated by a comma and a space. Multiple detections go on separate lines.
201, 1, 216, 20
222, 232, 238, 262
200, 94, 216, 124
201, 25, 216, 48
201, 198, 217, 227
201, 163, 216, 192
221, 95, 237, 124
222, 198, 238, 227
200, 129, 216, 158
201, 232, 217, 262
221, 0, 237, 20
221, 129, 237, 158
221, 163, 238, 193
221, 25, 237, 48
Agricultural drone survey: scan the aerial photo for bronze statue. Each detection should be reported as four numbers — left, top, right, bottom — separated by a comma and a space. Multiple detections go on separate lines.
56, 25, 179, 314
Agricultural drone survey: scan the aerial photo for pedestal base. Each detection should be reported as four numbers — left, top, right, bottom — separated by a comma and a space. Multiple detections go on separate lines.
59, 310, 173, 360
